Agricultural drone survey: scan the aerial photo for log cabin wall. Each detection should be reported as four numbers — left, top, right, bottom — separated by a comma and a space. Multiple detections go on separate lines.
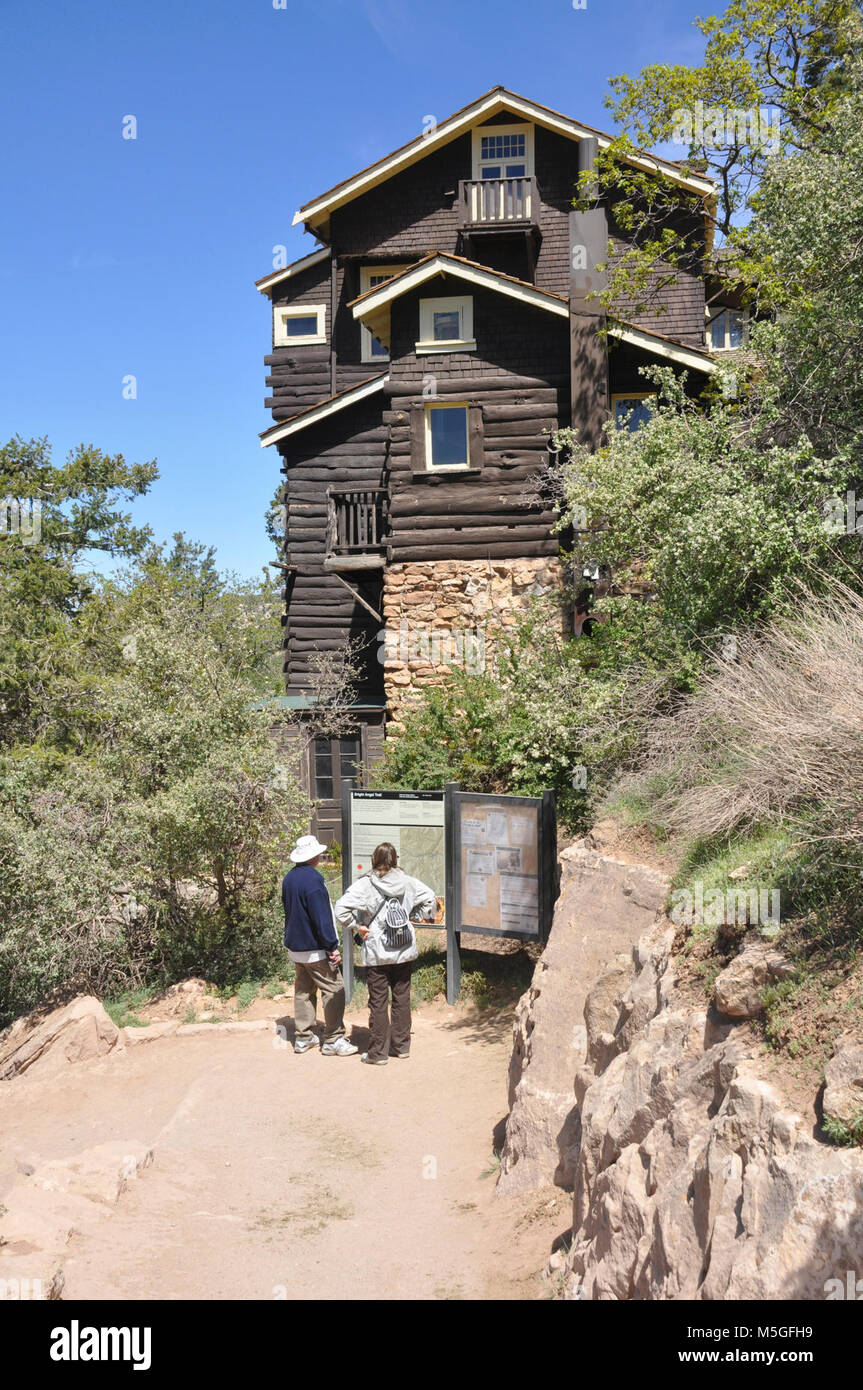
266, 255, 333, 420
383, 283, 569, 563
278, 395, 388, 702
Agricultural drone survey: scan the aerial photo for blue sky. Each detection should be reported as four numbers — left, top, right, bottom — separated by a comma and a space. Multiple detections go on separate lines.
0, 0, 709, 579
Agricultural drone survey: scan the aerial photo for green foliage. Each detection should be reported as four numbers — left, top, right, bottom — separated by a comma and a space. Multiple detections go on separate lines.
559, 369, 849, 640
822, 1110, 863, 1148
585, 0, 861, 320
0, 522, 310, 1026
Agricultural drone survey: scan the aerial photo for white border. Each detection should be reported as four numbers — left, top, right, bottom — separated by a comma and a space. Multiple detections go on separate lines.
274, 303, 327, 347
256, 247, 330, 296
417, 294, 475, 353
471, 122, 534, 180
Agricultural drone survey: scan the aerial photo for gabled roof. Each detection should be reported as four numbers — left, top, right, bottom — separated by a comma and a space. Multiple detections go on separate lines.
293, 87, 717, 239
348, 251, 717, 375
255, 246, 330, 296
260, 373, 388, 448
349, 252, 569, 347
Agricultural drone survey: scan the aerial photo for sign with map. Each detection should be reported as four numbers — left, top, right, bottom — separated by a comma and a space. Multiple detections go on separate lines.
343, 789, 446, 916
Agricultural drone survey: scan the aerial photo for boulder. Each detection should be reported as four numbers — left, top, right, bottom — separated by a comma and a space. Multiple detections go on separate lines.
823, 1042, 863, 1128
713, 937, 795, 1019
498, 840, 668, 1195
0, 997, 122, 1082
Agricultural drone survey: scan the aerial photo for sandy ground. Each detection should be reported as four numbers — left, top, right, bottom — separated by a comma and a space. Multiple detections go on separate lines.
0, 998, 570, 1301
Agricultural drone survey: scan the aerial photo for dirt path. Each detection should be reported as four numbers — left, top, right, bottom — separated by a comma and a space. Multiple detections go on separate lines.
0, 999, 568, 1301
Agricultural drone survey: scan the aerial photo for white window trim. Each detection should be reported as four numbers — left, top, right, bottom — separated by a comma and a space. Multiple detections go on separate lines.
417, 295, 476, 354
611, 392, 656, 429
425, 402, 471, 471
360, 265, 402, 363
471, 122, 534, 180
707, 305, 748, 352
274, 303, 327, 347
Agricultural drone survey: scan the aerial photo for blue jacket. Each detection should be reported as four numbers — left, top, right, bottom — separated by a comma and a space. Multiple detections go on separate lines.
282, 863, 339, 953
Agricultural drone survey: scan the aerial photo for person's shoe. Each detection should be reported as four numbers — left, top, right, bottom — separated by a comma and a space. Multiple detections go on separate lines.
294, 1035, 319, 1054
389, 1049, 410, 1059
360, 1052, 388, 1066
321, 1037, 359, 1057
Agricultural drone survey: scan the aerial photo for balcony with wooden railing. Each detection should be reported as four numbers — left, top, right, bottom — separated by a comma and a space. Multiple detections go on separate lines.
324, 488, 389, 570
457, 175, 539, 231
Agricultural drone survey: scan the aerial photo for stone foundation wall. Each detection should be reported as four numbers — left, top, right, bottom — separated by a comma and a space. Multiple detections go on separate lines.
381, 557, 566, 730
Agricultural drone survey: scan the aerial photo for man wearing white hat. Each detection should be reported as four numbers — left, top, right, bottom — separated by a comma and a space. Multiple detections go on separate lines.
282, 835, 358, 1056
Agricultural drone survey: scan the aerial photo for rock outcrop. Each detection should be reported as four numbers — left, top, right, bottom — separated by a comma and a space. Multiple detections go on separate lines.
0, 996, 123, 1082
546, 918, 863, 1299
498, 835, 668, 1194
0, 1141, 154, 1299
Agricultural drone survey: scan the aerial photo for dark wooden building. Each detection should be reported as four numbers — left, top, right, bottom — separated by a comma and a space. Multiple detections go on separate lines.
257, 88, 732, 840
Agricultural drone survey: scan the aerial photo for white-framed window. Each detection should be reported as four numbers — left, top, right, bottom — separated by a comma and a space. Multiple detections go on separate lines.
709, 306, 747, 351
471, 123, 534, 180
611, 393, 656, 433
360, 265, 402, 362
417, 296, 475, 354
425, 402, 471, 470
274, 303, 326, 346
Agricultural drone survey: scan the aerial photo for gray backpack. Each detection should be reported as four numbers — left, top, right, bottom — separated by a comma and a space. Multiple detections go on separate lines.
369, 878, 413, 951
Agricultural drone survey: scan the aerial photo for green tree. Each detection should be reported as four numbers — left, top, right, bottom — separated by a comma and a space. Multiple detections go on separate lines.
584, 0, 861, 321
0, 436, 157, 744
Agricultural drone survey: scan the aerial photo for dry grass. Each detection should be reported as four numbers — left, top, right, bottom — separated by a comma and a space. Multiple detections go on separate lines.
638, 581, 863, 845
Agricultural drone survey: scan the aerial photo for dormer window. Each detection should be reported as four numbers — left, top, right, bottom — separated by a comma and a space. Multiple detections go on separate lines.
274, 304, 326, 346
709, 307, 747, 351
472, 124, 533, 180
417, 296, 476, 354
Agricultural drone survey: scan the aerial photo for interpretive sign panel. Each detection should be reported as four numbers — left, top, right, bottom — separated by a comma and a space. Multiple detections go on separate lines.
445, 784, 557, 1002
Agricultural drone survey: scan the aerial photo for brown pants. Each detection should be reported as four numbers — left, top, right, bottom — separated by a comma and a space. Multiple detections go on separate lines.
366, 961, 413, 1061
293, 959, 346, 1043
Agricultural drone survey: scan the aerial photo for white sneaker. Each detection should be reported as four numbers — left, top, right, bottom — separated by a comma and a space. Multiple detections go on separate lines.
294, 1035, 319, 1054
360, 1052, 388, 1066
321, 1037, 359, 1057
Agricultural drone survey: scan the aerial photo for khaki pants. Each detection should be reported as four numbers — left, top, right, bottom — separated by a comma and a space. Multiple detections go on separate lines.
293, 959, 346, 1043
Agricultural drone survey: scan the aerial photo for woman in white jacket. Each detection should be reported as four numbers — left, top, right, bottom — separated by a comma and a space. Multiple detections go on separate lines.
334, 843, 436, 1066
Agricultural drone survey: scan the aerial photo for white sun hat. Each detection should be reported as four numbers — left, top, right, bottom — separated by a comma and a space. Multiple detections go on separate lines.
290, 834, 329, 863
